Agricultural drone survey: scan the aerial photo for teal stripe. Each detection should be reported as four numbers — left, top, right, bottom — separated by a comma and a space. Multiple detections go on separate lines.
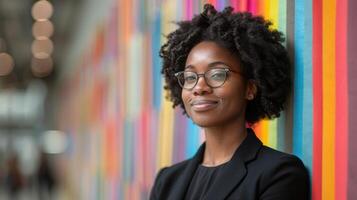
123, 120, 134, 182
293, 0, 304, 158
138, 0, 148, 32
152, 12, 162, 110
278, 0, 287, 45
277, 0, 287, 152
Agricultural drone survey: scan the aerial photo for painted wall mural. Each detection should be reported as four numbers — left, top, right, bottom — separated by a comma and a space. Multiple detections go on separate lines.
56, 0, 356, 199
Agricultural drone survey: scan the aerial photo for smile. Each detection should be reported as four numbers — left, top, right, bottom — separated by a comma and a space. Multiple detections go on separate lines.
190, 100, 219, 112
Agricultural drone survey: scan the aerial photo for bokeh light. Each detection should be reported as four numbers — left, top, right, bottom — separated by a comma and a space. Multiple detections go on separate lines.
31, 56, 53, 77
41, 130, 68, 154
31, 0, 53, 21
0, 52, 14, 76
32, 20, 54, 39
31, 38, 53, 59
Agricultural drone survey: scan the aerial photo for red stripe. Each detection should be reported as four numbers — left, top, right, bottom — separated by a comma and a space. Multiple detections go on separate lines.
312, 0, 323, 199
335, 0, 348, 198
206, 0, 217, 7
239, 0, 248, 12
230, 0, 239, 11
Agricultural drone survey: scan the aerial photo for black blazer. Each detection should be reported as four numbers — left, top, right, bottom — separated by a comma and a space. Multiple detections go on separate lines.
150, 129, 310, 200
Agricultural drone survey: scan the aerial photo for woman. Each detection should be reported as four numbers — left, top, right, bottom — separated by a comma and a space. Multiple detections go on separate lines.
150, 4, 310, 200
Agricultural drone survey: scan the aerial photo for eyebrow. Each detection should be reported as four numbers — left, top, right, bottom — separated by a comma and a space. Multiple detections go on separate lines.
184, 61, 230, 69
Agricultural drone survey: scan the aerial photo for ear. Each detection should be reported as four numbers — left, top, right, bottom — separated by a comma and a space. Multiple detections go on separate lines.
245, 79, 257, 100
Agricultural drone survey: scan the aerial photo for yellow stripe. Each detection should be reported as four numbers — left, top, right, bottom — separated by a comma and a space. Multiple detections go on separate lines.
322, 0, 336, 199
256, 1, 269, 146
158, 91, 174, 168
269, 0, 279, 29
157, 0, 177, 168
266, 0, 279, 149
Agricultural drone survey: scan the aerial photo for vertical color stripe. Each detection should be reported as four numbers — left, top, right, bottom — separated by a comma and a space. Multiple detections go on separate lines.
302, 0, 313, 170
348, 0, 357, 199
293, 0, 304, 158
312, 0, 323, 199
55, 1, 356, 199
322, 0, 336, 199
335, 0, 348, 199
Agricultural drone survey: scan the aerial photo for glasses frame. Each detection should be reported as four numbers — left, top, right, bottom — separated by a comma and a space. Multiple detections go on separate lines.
174, 68, 240, 90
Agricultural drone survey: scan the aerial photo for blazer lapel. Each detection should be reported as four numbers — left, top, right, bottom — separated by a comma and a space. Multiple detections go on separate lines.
168, 143, 206, 200
204, 128, 263, 200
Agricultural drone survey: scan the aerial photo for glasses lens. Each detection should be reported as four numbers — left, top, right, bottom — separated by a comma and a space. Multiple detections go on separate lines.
206, 69, 227, 87
183, 71, 197, 89
176, 71, 197, 89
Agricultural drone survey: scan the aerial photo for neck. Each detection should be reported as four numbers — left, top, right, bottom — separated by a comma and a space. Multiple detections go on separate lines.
202, 120, 247, 167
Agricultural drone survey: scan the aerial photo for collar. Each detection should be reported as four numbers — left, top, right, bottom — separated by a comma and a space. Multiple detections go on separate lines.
169, 128, 263, 200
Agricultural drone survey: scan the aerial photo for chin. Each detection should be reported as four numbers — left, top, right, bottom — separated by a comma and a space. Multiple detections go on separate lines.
190, 115, 223, 128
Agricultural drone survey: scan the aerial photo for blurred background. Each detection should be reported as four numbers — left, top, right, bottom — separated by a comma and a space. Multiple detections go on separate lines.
0, 0, 356, 200
0, 0, 84, 199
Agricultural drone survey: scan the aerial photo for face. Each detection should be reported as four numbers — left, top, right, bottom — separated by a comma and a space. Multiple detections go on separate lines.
181, 41, 255, 128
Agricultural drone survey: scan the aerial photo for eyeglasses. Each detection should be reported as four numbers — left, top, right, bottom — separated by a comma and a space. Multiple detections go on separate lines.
175, 68, 240, 90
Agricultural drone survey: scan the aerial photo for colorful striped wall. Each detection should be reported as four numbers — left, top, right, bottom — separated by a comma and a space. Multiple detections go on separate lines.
56, 0, 356, 199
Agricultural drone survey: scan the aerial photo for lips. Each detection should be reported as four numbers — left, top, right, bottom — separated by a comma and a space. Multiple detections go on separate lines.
190, 99, 219, 112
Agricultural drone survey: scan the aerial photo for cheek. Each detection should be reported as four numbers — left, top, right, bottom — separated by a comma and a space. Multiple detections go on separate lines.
216, 84, 247, 106
181, 90, 191, 111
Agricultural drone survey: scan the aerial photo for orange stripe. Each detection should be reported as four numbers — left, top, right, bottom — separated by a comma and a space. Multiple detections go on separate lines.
322, 0, 336, 199
253, 120, 269, 145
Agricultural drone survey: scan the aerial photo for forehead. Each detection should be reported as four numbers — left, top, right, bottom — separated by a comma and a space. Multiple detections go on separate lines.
185, 41, 240, 70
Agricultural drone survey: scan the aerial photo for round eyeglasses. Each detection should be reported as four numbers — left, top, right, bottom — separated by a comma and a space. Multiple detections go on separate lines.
174, 68, 240, 90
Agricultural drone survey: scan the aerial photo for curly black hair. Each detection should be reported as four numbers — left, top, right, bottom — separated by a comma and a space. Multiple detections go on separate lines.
160, 4, 291, 124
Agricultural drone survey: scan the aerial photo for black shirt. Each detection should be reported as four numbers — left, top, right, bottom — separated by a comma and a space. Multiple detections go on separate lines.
185, 163, 228, 200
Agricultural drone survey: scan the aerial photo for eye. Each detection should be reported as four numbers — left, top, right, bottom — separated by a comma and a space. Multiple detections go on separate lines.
184, 73, 197, 82
209, 70, 226, 81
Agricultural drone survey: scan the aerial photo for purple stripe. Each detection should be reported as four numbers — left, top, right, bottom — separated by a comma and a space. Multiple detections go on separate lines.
173, 108, 187, 163
348, 0, 357, 199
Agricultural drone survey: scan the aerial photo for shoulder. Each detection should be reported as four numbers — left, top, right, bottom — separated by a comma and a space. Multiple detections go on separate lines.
257, 145, 306, 168
149, 159, 192, 199
252, 146, 310, 199
255, 145, 309, 181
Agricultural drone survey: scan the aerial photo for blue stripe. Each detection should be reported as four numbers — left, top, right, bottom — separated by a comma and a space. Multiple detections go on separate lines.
293, 0, 304, 158
152, 12, 162, 110
185, 118, 200, 158
302, 0, 313, 170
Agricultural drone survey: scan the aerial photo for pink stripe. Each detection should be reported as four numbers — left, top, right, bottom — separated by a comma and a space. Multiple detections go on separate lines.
118, 113, 123, 181
185, 0, 193, 19
142, 110, 150, 187
335, 0, 348, 198
248, 0, 258, 14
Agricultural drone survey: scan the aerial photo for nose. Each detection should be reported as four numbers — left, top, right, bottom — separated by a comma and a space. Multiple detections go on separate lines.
192, 76, 212, 96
